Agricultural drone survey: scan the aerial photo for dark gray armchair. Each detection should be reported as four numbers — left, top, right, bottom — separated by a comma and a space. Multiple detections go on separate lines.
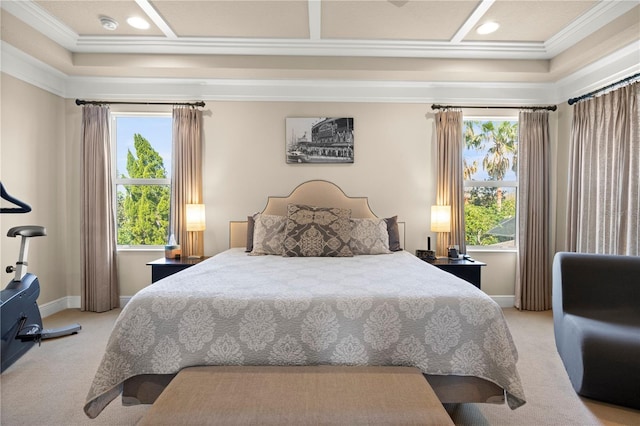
552, 252, 640, 409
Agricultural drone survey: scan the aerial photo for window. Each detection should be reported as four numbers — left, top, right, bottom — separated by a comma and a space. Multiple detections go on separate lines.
112, 114, 172, 247
463, 118, 518, 249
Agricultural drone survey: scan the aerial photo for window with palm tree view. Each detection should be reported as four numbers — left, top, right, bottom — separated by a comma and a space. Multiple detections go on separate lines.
463, 118, 518, 249
113, 114, 172, 247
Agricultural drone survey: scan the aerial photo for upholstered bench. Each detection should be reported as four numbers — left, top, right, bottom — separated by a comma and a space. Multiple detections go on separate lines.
138, 366, 454, 425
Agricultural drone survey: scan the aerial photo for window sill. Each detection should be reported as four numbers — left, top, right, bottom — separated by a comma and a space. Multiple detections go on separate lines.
466, 248, 518, 254
117, 246, 165, 252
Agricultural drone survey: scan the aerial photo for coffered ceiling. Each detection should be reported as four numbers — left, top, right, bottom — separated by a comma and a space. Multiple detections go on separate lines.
1, 0, 639, 103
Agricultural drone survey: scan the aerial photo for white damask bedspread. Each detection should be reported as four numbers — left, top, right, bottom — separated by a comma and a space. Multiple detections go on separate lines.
84, 249, 525, 418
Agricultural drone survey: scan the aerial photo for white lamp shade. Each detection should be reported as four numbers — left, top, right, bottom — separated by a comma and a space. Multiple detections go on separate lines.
431, 205, 451, 233
186, 204, 206, 231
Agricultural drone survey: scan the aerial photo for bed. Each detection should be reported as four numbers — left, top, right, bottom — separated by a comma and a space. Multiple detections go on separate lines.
84, 180, 526, 418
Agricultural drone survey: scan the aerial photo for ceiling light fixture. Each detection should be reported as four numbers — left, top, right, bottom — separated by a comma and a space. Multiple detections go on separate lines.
127, 16, 150, 30
476, 22, 500, 35
99, 16, 119, 31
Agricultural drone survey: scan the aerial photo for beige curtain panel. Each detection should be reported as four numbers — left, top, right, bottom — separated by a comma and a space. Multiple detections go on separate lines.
170, 106, 204, 258
516, 111, 551, 311
81, 105, 119, 312
567, 82, 639, 256
435, 110, 466, 257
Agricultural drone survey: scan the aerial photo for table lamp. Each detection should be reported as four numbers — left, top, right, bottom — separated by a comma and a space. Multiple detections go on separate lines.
431, 205, 451, 257
186, 203, 206, 258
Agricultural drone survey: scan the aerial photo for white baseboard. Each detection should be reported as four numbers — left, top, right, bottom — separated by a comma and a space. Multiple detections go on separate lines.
492, 295, 516, 308
39, 296, 130, 317
39, 296, 78, 318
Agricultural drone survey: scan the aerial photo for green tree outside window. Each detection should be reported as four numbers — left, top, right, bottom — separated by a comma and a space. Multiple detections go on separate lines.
116, 134, 170, 245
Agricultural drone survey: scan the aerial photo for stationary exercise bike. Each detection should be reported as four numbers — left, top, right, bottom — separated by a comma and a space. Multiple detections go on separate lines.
1, 183, 81, 373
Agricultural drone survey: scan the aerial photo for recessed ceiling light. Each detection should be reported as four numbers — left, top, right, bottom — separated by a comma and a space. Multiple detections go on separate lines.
476, 22, 500, 35
127, 16, 150, 30
99, 16, 118, 31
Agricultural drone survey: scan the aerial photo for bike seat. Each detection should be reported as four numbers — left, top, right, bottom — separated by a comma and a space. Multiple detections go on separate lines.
7, 226, 47, 238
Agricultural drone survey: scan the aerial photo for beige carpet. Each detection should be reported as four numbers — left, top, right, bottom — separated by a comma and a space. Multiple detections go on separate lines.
1, 308, 639, 426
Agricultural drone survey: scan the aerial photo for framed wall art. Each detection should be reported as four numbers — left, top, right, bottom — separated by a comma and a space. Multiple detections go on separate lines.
286, 117, 354, 164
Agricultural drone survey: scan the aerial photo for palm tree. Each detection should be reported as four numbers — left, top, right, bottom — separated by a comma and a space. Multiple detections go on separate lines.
463, 120, 483, 181
481, 121, 517, 181
478, 121, 518, 210
463, 159, 478, 181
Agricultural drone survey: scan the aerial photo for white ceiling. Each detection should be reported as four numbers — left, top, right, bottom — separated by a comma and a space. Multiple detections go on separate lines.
1, 0, 639, 104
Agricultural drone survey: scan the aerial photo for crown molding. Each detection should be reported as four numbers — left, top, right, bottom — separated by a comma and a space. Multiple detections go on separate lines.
545, 0, 638, 58
3, 0, 633, 60
553, 40, 640, 103
1, 0, 78, 51
0, 42, 67, 97
63, 76, 554, 105
1, 40, 637, 106
73, 37, 548, 59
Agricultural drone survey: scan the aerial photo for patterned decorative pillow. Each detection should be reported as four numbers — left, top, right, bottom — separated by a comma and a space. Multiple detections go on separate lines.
250, 213, 287, 255
350, 218, 391, 255
283, 204, 353, 257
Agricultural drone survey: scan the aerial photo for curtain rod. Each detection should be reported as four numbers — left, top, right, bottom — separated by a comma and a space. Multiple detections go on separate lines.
431, 104, 557, 111
75, 99, 205, 107
567, 72, 640, 105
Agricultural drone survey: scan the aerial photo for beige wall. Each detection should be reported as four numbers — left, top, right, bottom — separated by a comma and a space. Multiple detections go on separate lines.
202, 102, 436, 253
0, 73, 71, 305
1, 74, 569, 309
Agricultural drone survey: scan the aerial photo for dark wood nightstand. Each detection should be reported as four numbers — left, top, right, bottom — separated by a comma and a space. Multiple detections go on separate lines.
420, 256, 487, 289
147, 257, 210, 283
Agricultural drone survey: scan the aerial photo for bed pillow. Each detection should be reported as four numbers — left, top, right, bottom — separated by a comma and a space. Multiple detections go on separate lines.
350, 218, 391, 255
245, 215, 255, 252
250, 213, 287, 255
385, 216, 403, 251
283, 204, 353, 257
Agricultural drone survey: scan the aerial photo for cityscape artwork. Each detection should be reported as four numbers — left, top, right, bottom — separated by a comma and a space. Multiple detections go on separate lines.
286, 117, 354, 164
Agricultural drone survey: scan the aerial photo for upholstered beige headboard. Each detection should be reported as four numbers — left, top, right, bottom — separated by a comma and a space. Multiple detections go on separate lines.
229, 180, 404, 249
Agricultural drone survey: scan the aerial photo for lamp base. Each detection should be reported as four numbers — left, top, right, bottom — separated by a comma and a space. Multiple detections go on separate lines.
415, 249, 437, 261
